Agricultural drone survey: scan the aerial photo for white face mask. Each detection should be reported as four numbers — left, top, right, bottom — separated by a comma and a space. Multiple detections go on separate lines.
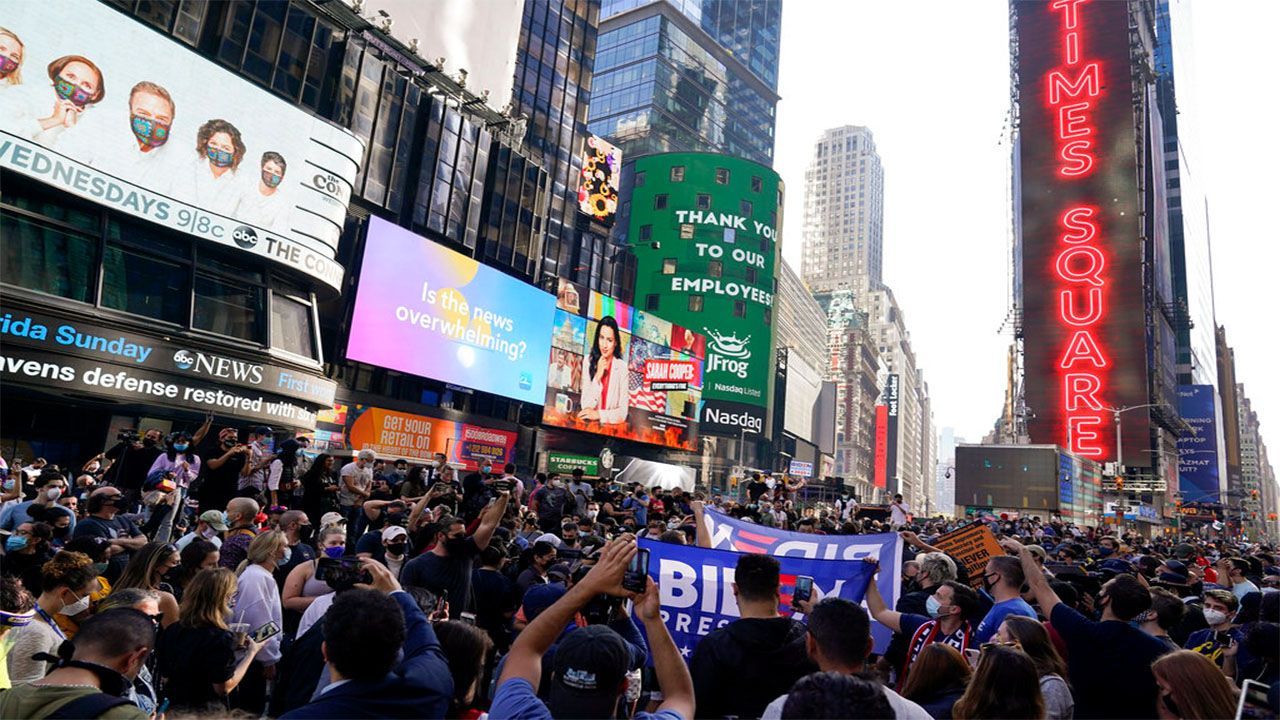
280, 546, 292, 565
60, 591, 91, 616
45, 487, 63, 501
1203, 609, 1230, 626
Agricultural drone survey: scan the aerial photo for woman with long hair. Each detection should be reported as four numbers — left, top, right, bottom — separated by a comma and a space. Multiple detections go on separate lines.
144, 430, 202, 541
157, 568, 265, 713
900, 643, 972, 719
231, 530, 287, 713
997, 616, 1073, 719
300, 453, 338, 528
187, 118, 246, 215
172, 538, 220, 602
112, 541, 181, 626
435, 620, 495, 719
578, 315, 628, 425
4, 551, 99, 684
282, 525, 345, 631
1151, 650, 1238, 720
952, 644, 1044, 720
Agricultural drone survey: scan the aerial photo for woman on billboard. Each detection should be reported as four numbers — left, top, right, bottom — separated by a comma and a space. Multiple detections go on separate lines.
187, 118, 246, 216
33, 54, 105, 146
579, 316, 628, 425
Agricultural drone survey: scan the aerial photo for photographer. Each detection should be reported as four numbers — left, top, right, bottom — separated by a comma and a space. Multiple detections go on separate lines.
402, 487, 510, 620
197, 427, 252, 515
493, 536, 694, 720
102, 428, 164, 505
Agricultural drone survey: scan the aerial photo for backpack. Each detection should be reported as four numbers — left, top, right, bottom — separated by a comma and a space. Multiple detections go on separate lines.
44, 692, 133, 719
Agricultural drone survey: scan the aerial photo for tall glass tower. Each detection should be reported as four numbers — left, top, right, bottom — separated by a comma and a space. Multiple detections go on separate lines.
587, 0, 782, 166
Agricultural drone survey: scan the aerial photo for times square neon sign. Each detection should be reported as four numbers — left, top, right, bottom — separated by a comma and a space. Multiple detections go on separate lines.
1049, 0, 1107, 458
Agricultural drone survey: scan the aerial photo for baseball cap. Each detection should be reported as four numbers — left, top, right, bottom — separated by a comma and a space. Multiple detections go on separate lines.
534, 532, 563, 548
522, 583, 566, 622
321, 512, 346, 528
547, 562, 572, 584
381, 525, 408, 542
1173, 543, 1197, 560
1025, 544, 1048, 562
549, 625, 630, 718
199, 510, 228, 532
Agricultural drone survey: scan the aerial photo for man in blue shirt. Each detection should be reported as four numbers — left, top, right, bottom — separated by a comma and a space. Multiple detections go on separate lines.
492, 536, 693, 720
973, 554, 1036, 642
0, 471, 76, 534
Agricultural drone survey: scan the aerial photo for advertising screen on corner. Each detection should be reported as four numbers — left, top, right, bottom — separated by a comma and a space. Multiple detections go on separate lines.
542, 279, 703, 450
0, 0, 363, 291
346, 217, 556, 404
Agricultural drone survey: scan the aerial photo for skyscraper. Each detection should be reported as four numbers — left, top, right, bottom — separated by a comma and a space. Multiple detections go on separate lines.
587, 0, 782, 166
801, 126, 885, 302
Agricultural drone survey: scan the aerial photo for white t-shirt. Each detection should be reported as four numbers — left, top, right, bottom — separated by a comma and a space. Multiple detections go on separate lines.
297, 591, 336, 638
338, 462, 372, 507
762, 685, 931, 720
891, 501, 910, 526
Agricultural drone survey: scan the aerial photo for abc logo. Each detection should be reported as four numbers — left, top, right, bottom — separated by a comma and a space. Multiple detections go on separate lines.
232, 225, 259, 249
172, 350, 195, 370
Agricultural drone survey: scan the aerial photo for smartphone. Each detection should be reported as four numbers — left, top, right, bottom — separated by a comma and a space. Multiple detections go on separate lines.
435, 589, 449, 616
459, 611, 476, 626
315, 556, 372, 586
792, 575, 814, 608
1235, 679, 1271, 720
964, 648, 982, 668
251, 620, 281, 643
622, 547, 650, 593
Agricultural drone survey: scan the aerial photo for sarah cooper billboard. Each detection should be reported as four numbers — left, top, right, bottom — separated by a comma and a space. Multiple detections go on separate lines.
543, 279, 703, 451
347, 217, 556, 404
0, 0, 363, 291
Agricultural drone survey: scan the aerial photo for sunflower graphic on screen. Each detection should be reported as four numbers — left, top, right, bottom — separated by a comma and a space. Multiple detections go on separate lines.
578, 135, 620, 222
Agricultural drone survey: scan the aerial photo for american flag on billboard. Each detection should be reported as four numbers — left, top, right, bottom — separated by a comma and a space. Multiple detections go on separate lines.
629, 366, 667, 413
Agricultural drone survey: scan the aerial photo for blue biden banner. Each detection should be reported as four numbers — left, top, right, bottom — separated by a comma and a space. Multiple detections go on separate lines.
638, 539, 877, 662
699, 508, 902, 651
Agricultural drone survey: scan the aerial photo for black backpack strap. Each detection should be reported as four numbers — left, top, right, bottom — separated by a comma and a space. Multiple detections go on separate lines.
45, 692, 134, 719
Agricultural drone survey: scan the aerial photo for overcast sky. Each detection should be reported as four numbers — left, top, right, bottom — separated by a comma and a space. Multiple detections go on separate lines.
774, 0, 1280, 449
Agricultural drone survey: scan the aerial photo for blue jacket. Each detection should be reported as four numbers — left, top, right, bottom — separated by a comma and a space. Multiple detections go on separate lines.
281, 591, 453, 719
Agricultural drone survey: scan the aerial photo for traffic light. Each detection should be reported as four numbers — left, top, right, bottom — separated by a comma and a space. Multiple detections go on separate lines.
1115, 477, 1124, 491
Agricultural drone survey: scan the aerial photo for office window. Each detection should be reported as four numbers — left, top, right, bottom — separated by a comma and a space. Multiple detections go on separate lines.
733, 301, 746, 318
751, 175, 763, 193
272, 285, 317, 359
764, 308, 772, 325
746, 267, 757, 284
715, 167, 729, 184
654, 193, 668, 210
0, 214, 97, 304
680, 224, 695, 240
688, 295, 704, 312
708, 260, 722, 277
639, 225, 652, 241
194, 275, 264, 341
662, 258, 677, 274
634, 171, 646, 187
740, 200, 752, 216
645, 294, 659, 311
102, 243, 188, 324
670, 166, 685, 182
696, 194, 711, 210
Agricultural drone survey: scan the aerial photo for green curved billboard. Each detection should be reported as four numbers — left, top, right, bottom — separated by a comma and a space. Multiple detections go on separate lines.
625, 153, 781, 436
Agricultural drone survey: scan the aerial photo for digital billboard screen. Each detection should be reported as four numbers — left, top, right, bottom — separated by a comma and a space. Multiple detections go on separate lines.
347, 217, 556, 404
577, 135, 621, 225
955, 445, 1060, 511
0, 0, 363, 290
1177, 384, 1221, 503
542, 279, 703, 450
1015, 0, 1150, 465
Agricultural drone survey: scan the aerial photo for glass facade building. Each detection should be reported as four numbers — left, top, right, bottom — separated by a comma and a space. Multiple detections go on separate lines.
589, 0, 781, 167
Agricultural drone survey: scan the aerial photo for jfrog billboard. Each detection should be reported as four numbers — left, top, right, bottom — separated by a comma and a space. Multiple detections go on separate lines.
626, 153, 780, 436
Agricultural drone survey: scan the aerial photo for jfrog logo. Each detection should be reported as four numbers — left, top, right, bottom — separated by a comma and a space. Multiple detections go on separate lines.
172, 349, 195, 370
704, 328, 751, 379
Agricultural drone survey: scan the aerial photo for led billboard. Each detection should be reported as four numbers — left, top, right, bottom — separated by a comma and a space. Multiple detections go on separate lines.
0, 0, 363, 291
1177, 384, 1220, 503
1015, 0, 1150, 466
626, 153, 780, 436
542, 279, 703, 450
578, 135, 621, 225
313, 403, 516, 471
347, 217, 556, 403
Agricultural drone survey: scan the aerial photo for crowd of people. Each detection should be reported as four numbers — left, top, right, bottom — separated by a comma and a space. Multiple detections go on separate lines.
0, 423, 1277, 719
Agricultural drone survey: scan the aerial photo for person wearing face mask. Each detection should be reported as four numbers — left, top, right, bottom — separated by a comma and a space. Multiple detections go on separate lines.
0, 470, 75, 534
274, 510, 315, 589
973, 554, 1037, 643
866, 564, 978, 690
175, 509, 229, 552
32, 54, 105, 147
238, 151, 290, 233
103, 428, 169, 506
182, 118, 246, 216
231, 530, 287, 713
531, 472, 573, 533
143, 431, 203, 541
1183, 589, 1243, 667
0, 608, 156, 719
401, 489, 510, 620
2, 522, 55, 595
369, 525, 410, 580
196, 426, 251, 515
5, 550, 101, 685
72, 488, 147, 584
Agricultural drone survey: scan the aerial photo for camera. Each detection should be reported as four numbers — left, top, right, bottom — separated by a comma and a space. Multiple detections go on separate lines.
315, 556, 372, 589
117, 429, 140, 443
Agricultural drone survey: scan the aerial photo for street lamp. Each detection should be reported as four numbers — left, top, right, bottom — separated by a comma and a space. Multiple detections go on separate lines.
1105, 403, 1165, 471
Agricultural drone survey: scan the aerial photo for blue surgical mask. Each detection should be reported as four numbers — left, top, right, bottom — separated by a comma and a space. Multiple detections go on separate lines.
174, 443, 189, 452
926, 595, 945, 618
206, 147, 234, 167
5, 536, 28, 552
323, 546, 345, 559
1099, 546, 1114, 557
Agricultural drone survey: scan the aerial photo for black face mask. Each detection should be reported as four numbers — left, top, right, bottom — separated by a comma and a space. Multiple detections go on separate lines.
386, 542, 407, 556
297, 524, 314, 544
444, 536, 469, 555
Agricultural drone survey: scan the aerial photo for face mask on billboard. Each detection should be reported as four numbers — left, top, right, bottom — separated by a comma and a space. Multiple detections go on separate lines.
206, 147, 234, 168
54, 76, 93, 107
0, 56, 18, 78
261, 170, 283, 188
130, 115, 170, 148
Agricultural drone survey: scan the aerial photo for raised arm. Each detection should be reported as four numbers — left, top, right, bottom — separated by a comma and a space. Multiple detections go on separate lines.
1000, 538, 1059, 616
635, 575, 695, 719
472, 490, 510, 550
864, 562, 904, 633
900, 530, 945, 555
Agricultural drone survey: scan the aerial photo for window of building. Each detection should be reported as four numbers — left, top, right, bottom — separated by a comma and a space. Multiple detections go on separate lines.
746, 267, 757, 284
715, 167, 730, 184
0, 214, 97, 304
688, 295, 704, 312
733, 301, 746, 318
709, 260, 722, 277
670, 166, 685, 182
102, 243, 188, 325
635, 171, 646, 187
654, 193, 668, 210
645, 294, 659, 311
760, 237, 769, 252
640, 224, 652, 241
271, 284, 317, 359
751, 175, 763, 193
194, 275, 264, 341
764, 308, 772, 325
680, 224, 695, 240
696, 194, 711, 210
662, 258, 677, 274
740, 200, 752, 216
